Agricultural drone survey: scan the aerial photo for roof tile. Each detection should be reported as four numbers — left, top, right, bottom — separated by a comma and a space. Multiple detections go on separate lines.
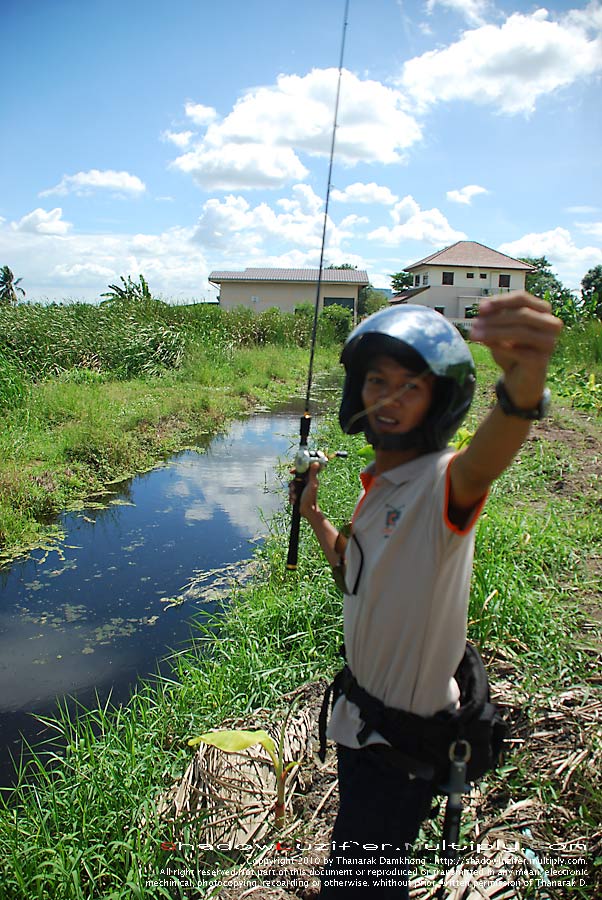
209, 267, 369, 284
405, 241, 534, 271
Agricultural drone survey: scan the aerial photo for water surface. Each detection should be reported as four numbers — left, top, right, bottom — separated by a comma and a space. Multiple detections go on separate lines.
0, 408, 302, 782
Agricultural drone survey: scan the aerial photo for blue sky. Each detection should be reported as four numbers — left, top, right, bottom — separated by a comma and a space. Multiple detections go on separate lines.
1, 0, 601, 302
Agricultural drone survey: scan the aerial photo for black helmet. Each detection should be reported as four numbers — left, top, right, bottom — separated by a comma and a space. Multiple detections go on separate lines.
339, 305, 475, 452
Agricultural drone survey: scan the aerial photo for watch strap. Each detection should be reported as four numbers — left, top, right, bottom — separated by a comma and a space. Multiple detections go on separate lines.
495, 379, 550, 420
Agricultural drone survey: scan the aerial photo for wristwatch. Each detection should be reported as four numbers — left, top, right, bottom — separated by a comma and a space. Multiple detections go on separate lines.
495, 378, 551, 420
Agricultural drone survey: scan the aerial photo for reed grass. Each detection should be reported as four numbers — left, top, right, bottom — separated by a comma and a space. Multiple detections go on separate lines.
0, 300, 342, 384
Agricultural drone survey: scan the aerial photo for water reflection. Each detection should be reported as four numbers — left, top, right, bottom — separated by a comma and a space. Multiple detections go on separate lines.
0, 410, 300, 780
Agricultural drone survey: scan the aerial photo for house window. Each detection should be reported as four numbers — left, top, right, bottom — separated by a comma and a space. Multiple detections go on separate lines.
498, 274, 511, 289
442, 272, 454, 285
434, 306, 446, 315
414, 274, 420, 286
422, 274, 429, 286
480, 273, 487, 279
324, 296, 354, 310
466, 272, 474, 279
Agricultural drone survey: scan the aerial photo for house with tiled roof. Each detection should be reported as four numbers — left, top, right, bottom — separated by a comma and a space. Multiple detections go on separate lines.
208, 267, 369, 314
393, 241, 534, 322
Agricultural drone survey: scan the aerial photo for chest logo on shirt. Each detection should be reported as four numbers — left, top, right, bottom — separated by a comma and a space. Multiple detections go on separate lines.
384, 505, 403, 537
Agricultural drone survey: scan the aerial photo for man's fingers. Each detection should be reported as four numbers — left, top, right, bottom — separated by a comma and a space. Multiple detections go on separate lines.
472, 303, 562, 349
478, 291, 554, 317
472, 321, 560, 352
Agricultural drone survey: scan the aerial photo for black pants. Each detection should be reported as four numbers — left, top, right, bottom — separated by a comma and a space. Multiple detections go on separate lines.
320, 744, 433, 898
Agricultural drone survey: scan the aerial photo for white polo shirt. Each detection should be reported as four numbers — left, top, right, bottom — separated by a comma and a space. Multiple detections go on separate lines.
327, 447, 487, 749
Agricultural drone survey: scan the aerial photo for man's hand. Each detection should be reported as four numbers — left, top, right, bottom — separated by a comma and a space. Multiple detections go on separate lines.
289, 462, 321, 521
288, 462, 342, 568
470, 291, 563, 408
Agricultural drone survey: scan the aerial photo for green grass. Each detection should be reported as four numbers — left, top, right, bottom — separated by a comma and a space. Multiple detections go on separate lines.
0, 298, 351, 557
548, 319, 602, 415
1, 397, 599, 898
0, 342, 339, 557
0, 318, 600, 897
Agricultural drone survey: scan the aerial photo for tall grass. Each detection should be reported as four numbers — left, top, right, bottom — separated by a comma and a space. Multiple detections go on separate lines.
0, 302, 185, 380
0, 300, 351, 384
0, 350, 29, 411
553, 319, 602, 371
546, 319, 602, 415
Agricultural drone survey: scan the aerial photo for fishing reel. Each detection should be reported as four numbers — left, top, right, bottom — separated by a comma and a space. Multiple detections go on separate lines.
291, 447, 334, 475
287, 438, 347, 571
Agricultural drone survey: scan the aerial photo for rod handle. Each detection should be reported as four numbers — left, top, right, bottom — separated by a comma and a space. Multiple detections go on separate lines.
286, 470, 307, 570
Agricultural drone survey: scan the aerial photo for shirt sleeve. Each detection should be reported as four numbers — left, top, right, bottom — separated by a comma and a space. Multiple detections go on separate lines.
443, 452, 488, 536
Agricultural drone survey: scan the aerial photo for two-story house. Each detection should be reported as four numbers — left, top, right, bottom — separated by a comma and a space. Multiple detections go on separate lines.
393, 241, 534, 322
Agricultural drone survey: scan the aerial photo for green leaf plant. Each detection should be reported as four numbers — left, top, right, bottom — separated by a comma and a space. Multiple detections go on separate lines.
188, 704, 301, 831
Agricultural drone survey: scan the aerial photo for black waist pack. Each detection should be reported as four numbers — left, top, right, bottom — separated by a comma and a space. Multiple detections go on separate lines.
318, 642, 507, 788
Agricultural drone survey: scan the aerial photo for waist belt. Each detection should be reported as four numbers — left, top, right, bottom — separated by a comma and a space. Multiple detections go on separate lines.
318, 641, 507, 788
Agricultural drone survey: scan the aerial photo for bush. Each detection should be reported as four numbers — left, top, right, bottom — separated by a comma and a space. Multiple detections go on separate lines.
318, 304, 353, 344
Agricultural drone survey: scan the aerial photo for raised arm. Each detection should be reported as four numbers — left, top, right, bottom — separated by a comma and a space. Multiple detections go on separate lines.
449, 292, 563, 511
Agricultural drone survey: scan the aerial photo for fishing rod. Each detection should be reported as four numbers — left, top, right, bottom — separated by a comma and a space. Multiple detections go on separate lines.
286, 0, 350, 572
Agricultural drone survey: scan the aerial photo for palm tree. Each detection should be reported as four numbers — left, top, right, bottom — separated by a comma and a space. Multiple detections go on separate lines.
0, 266, 26, 306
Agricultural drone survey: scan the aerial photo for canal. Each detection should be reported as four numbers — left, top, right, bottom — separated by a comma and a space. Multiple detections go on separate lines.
0, 404, 308, 785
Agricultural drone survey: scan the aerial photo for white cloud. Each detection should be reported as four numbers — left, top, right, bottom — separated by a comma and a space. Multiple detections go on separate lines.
498, 227, 602, 290
0, 177, 371, 301
446, 184, 489, 205
0, 219, 210, 301
339, 214, 369, 229
40, 169, 146, 197
53, 262, 115, 282
331, 182, 398, 205
161, 130, 194, 148
566, 205, 600, 214
12, 207, 72, 235
172, 144, 309, 191
191, 186, 322, 253
190, 195, 262, 253
190, 183, 362, 265
575, 221, 602, 240
399, 6, 602, 115
214, 68, 422, 164
184, 102, 218, 126
171, 69, 422, 192
277, 183, 323, 216
368, 194, 466, 245
426, 0, 491, 27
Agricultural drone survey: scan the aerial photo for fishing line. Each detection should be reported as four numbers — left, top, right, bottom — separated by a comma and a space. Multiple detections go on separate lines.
286, 0, 350, 571
304, 0, 350, 415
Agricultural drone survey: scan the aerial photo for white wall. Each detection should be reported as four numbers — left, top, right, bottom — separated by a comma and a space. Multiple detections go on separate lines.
409, 266, 527, 317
